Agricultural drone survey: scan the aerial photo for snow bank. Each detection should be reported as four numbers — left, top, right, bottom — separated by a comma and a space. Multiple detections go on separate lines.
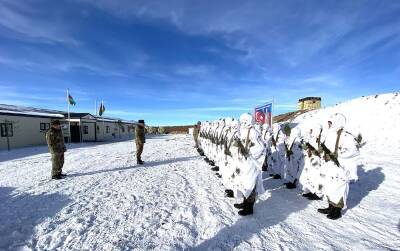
292, 93, 400, 155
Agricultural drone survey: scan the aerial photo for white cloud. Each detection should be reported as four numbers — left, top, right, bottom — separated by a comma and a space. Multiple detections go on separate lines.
0, 1, 79, 45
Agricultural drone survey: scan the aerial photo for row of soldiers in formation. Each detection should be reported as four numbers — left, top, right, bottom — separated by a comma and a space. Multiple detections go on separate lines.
193, 112, 360, 219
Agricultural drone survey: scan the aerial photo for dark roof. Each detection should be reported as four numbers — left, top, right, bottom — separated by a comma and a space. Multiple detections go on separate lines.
0, 104, 64, 118
94, 116, 137, 124
298, 97, 321, 102
64, 112, 94, 119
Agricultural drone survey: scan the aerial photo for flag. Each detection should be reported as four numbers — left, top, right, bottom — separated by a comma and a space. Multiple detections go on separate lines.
68, 94, 76, 106
254, 103, 272, 126
99, 102, 106, 116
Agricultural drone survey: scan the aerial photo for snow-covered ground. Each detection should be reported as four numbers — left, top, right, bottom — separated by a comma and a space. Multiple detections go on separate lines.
1, 94, 400, 250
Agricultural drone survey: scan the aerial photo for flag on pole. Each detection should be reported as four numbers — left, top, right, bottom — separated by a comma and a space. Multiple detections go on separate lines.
99, 102, 106, 116
68, 94, 76, 106
254, 102, 272, 126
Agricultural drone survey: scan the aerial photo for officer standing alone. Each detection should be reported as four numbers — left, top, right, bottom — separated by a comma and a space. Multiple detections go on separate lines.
135, 120, 146, 165
46, 120, 67, 179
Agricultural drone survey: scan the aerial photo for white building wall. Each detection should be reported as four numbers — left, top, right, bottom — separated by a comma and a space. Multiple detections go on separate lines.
82, 121, 96, 142
0, 115, 58, 150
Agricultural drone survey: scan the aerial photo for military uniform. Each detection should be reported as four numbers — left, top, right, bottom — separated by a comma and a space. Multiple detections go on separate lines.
318, 113, 360, 220
46, 124, 66, 178
135, 120, 146, 164
193, 122, 201, 149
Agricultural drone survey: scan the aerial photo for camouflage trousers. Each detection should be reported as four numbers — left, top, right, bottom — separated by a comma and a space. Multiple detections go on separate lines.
136, 142, 144, 161
51, 152, 64, 177
328, 197, 345, 209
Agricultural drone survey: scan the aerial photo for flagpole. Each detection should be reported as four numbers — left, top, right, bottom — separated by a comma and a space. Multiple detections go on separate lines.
102, 100, 105, 141
272, 96, 275, 125
67, 89, 71, 144
95, 100, 97, 116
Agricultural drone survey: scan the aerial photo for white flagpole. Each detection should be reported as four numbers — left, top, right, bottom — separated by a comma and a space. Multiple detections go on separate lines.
67, 89, 71, 144
272, 96, 275, 125
102, 100, 105, 141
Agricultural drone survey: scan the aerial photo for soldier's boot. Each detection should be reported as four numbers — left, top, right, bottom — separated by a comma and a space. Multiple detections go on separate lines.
215, 173, 222, 178
209, 161, 215, 166
302, 192, 313, 198
234, 199, 246, 209
137, 159, 144, 165
211, 166, 219, 171
238, 202, 254, 216
60, 173, 67, 177
204, 157, 210, 162
327, 206, 342, 220
318, 204, 334, 214
262, 164, 268, 172
307, 193, 322, 201
225, 189, 234, 198
52, 174, 63, 180
285, 181, 296, 189
273, 174, 281, 179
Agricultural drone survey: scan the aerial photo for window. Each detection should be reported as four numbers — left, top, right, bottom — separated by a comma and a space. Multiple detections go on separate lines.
84, 125, 89, 134
106, 126, 110, 133
1, 123, 13, 137
121, 126, 125, 133
40, 123, 50, 131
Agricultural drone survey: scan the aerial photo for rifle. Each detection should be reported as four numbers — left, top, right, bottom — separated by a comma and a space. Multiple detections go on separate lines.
321, 143, 340, 167
284, 138, 296, 161
224, 132, 237, 157
305, 142, 321, 158
321, 128, 343, 167
271, 130, 280, 149
316, 128, 323, 147
235, 128, 253, 159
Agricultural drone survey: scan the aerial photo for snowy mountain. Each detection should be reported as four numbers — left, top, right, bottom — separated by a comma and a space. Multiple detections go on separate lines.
0, 93, 399, 250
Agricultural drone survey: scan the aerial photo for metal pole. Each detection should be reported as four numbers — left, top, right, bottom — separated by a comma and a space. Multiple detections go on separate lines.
272, 96, 275, 125
67, 89, 71, 144
102, 100, 104, 141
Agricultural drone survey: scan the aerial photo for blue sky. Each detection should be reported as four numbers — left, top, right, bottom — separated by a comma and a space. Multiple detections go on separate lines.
0, 0, 399, 125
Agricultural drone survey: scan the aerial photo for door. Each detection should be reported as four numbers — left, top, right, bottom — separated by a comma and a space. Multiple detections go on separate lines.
70, 125, 81, 143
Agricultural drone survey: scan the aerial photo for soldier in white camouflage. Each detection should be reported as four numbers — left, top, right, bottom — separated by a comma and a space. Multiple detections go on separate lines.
46, 120, 67, 179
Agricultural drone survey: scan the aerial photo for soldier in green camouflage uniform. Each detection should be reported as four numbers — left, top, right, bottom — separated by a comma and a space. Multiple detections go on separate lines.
135, 120, 146, 165
46, 120, 67, 179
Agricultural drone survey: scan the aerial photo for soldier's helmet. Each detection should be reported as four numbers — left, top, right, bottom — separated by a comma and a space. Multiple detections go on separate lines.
239, 113, 253, 127
51, 120, 61, 126
282, 123, 291, 136
312, 123, 323, 137
290, 127, 301, 139
328, 113, 346, 130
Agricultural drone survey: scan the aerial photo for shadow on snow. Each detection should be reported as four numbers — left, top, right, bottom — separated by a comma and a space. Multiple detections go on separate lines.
346, 165, 385, 210
194, 178, 311, 250
0, 187, 71, 250
67, 156, 199, 178
0, 138, 135, 162
194, 165, 385, 250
